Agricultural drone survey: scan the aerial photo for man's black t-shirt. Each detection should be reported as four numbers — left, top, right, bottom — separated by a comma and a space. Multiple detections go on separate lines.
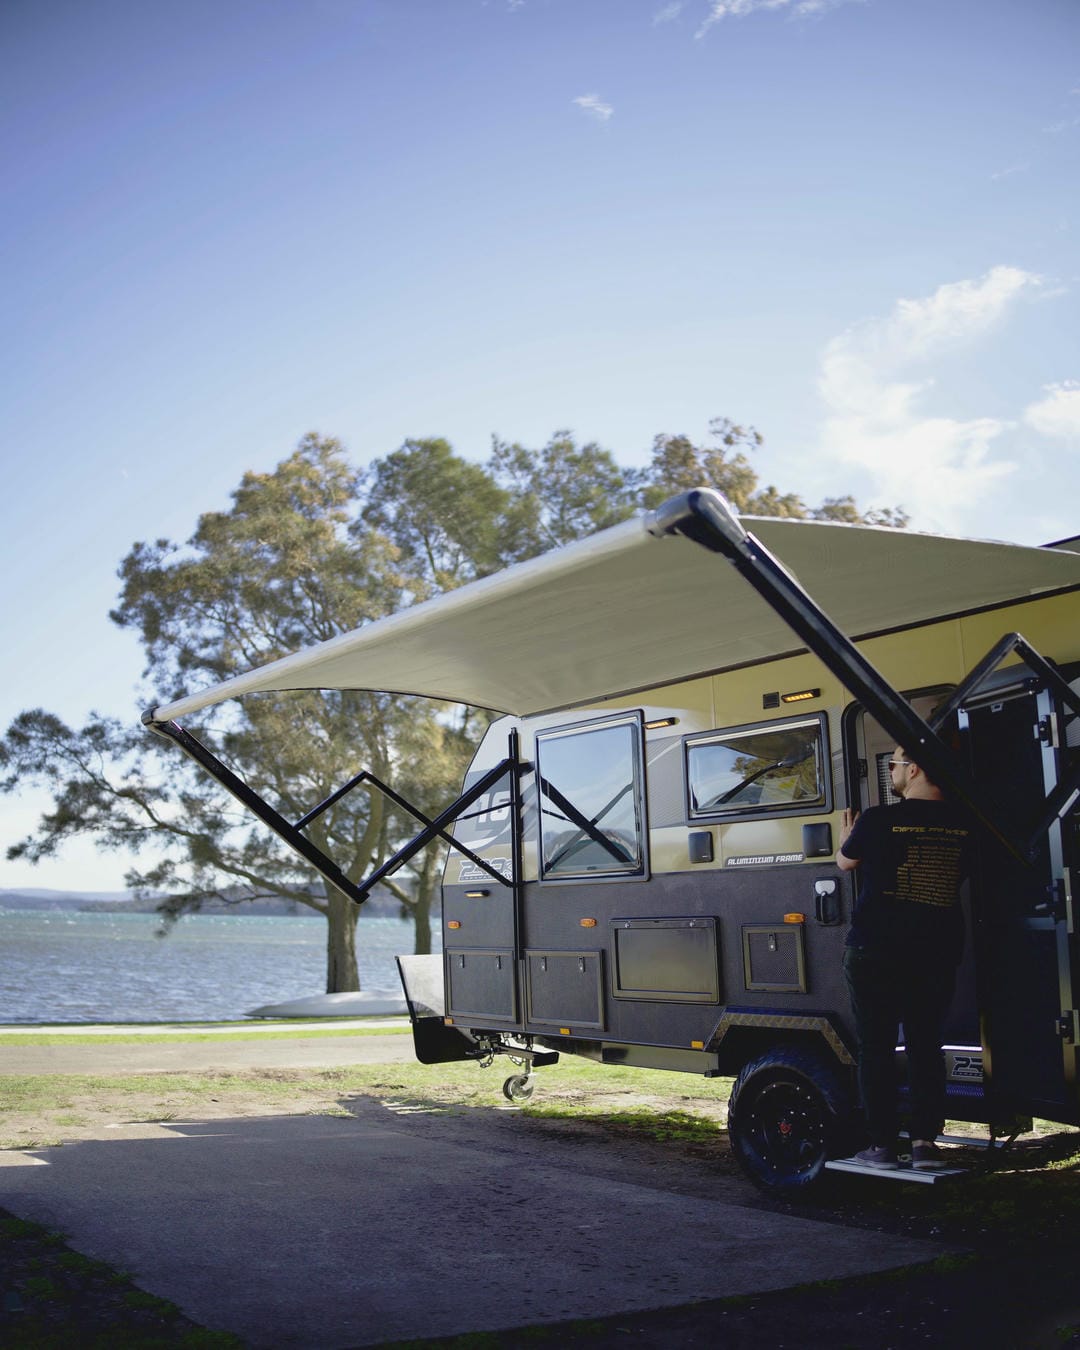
840, 798, 973, 960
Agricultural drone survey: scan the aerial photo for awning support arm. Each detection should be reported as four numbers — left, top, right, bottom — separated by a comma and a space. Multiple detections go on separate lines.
651, 490, 1028, 861
144, 715, 514, 903
295, 767, 513, 886
356, 759, 517, 896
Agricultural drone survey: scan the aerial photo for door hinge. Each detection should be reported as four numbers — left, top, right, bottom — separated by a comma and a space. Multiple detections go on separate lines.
1043, 879, 1068, 924
1056, 1010, 1078, 1042
1037, 715, 1056, 746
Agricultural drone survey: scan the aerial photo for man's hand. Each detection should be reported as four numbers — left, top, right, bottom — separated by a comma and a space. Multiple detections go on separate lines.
840, 807, 859, 847
837, 807, 861, 871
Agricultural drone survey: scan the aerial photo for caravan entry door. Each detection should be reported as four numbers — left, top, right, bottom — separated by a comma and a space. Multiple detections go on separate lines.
961, 682, 1080, 1126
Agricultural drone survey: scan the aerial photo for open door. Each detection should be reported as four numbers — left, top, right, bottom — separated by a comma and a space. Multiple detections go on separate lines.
960, 676, 1080, 1126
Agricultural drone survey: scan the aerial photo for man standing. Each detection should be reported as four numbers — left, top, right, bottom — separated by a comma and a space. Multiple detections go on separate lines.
838, 747, 973, 1170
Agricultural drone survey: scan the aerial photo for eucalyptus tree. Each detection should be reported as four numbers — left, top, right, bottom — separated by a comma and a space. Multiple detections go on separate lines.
2, 422, 903, 992
487, 429, 641, 557
3, 436, 461, 990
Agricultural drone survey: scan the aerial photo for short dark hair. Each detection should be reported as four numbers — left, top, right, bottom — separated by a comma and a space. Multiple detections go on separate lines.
899, 747, 943, 792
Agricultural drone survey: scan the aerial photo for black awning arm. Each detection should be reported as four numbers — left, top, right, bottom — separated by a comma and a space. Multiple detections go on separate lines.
295, 767, 513, 887
652, 489, 1029, 861
144, 714, 515, 903
354, 759, 517, 896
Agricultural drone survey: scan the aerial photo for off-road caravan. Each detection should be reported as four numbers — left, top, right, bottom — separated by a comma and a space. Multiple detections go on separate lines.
145, 490, 1080, 1191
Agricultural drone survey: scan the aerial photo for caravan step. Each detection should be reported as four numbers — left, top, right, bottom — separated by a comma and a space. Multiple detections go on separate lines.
825, 1156, 967, 1184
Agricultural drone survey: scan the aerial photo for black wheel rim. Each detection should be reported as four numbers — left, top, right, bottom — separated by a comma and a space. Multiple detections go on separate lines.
742, 1075, 828, 1179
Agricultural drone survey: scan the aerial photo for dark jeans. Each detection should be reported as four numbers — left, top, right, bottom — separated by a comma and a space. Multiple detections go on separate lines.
843, 944, 958, 1145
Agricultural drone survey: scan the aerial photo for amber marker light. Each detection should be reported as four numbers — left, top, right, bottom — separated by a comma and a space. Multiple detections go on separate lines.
780, 688, 820, 703
783, 913, 806, 924
644, 716, 679, 729
691, 1040, 705, 1050
447, 920, 462, 929
559, 1027, 572, 1035
464, 889, 489, 898
579, 917, 597, 928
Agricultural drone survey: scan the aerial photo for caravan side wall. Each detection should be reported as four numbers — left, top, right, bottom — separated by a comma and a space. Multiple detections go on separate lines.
441, 586, 1080, 1122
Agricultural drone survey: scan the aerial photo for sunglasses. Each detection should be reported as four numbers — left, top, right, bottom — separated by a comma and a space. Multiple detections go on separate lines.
888, 759, 913, 770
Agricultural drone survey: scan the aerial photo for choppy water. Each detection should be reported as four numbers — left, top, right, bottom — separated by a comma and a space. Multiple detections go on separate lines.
0, 909, 433, 1024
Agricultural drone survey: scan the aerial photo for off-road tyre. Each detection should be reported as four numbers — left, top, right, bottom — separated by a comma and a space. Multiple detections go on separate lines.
728, 1045, 852, 1193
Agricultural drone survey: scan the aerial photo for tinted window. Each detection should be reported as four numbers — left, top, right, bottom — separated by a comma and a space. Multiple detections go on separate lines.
687, 717, 826, 816
536, 718, 645, 878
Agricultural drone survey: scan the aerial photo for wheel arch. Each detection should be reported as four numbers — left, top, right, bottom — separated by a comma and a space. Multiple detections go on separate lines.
710, 1010, 855, 1081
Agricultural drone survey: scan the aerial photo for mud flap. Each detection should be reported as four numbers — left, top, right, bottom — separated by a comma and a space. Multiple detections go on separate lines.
396, 954, 480, 1064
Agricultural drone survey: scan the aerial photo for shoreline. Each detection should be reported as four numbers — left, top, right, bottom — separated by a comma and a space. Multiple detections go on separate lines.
0, 1017, 410, 1036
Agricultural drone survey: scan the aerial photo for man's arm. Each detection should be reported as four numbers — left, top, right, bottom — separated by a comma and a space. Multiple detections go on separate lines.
837, 807, 861, 872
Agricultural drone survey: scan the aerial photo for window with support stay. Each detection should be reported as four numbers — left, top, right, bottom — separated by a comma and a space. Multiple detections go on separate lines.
535, 714, 647, 879
685, 714, 829, 820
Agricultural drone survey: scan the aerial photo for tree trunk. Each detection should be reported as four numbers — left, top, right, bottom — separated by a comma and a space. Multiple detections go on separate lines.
412, 885, 432, 955
410, 845, 444, 955
325, 890, 361, 993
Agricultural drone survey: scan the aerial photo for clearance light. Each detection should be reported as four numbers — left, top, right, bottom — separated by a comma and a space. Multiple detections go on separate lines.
464, 890, 489, 898
579, 917, 598, 928
784, 913, 806, 925
447, 920, 462, 929
444, 1017, 455, 1026
559, 1027, 572, 1035
691, 1040, 705, 1050
781, 688, 820, 703
644, 716, 679, 730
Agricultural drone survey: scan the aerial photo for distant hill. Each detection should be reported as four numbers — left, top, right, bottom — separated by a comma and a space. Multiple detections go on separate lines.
0, 886, 405, 917
0, 888, 136, 910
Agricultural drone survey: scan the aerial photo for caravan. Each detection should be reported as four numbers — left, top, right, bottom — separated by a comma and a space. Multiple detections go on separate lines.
146, 490, 1080, 1190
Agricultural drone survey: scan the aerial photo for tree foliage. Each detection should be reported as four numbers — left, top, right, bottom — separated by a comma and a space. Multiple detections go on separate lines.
1, 420, 904, 992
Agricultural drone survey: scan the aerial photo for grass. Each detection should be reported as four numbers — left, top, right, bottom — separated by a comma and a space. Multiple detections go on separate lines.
1, 1210, 244, 1348
0, 1055, 735, 1151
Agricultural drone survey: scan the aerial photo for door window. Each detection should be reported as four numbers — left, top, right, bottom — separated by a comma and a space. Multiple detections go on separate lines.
535, 716, 646, 878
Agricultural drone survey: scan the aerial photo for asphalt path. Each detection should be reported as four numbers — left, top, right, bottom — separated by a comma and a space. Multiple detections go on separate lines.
0, 1027, 949, 1347
0, 1030, 412, 1074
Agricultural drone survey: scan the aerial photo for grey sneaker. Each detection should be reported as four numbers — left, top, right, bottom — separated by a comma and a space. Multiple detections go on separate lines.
911, 1142, 950, 1171
855, 1144, 899, 1169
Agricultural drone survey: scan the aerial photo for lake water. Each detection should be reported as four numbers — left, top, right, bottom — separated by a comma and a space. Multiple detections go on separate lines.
0, 909, 435, 1024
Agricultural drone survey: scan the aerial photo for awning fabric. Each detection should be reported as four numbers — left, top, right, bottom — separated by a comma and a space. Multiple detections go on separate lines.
146, 511, 1080, 724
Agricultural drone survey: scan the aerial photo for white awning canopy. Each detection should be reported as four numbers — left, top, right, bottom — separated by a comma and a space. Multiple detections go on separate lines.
146, 509, 1080, 725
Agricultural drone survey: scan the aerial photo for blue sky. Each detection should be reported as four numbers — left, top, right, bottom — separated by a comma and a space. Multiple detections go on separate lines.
2, 0, 1078, 890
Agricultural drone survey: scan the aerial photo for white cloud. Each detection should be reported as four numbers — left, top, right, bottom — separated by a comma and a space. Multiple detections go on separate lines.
882, 266, 1040, 358
695, 0, 860, 39
572, 94, 613, 123
1024, 381, 1080, 441
653, 2, 684, 22
815, 267, 1043, 531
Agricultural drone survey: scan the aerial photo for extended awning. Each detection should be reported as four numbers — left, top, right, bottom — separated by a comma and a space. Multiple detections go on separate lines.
146, 505, 1080, 724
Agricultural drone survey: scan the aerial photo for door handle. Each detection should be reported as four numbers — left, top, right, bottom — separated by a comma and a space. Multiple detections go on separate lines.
814, 879, 840, 926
